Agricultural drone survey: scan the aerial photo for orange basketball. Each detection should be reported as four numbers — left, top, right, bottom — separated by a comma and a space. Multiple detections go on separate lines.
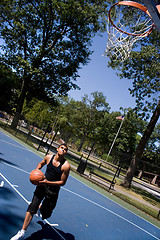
29, 169, 45, 185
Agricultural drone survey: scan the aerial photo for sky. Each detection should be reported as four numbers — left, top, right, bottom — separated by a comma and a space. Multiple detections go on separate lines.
68, 34, 136, 113
0, 35, 136, 114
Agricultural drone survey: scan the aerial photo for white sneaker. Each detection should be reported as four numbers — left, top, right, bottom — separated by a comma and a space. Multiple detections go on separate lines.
10, 229, 26, 240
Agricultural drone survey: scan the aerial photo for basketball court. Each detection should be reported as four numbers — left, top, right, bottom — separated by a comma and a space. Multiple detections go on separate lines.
0, 128, 160, 240
0, 1, 160, 239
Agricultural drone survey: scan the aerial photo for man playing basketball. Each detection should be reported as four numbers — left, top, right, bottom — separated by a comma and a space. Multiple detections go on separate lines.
10, 143, 70, 240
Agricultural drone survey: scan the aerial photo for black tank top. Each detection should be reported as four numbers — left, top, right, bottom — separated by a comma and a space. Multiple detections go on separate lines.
45, 155, 65, 193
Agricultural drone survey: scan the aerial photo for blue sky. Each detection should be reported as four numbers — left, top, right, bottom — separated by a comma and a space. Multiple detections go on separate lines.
0, 36, 136, 113
68, 34, 136, 113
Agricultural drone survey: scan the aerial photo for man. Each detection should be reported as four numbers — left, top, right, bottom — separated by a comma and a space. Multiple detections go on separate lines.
10, 143, 70, 240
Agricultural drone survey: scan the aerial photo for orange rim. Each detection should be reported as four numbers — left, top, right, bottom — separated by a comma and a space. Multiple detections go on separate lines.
108, 1, 154, 36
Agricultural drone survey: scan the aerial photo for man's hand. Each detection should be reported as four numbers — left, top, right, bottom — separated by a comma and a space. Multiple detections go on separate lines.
38, 178, 48, 185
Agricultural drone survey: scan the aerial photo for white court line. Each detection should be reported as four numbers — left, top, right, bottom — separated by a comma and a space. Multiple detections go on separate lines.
0, 161, 65, 239
1, 161, 30, 174
1, 130, 159, 227
1, 154, 160, 239
0, 172, 30, 205
0, 139, 30, 151
62, 187, 160, 240
0, 181, 4, 187
70, 174, 160, 230
0, 173, 60, 230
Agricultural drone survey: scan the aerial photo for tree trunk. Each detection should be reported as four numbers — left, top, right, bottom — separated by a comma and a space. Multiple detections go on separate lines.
11, 33, 29, 130
78, 135, 86, 152
121, 100, 160, 188
11, 74, 29, 129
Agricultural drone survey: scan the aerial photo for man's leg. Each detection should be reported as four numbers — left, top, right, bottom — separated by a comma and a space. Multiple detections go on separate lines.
22, 211, 34, 230
40, 194, 58, 219
10, 186, 44, 240
10, 212, 33, 240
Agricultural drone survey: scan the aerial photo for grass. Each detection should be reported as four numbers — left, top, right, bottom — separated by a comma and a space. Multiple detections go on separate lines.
1, 122, 160, 221
131, 185, 160, 206
89, 168, 115, 182
113, 190, 159, 219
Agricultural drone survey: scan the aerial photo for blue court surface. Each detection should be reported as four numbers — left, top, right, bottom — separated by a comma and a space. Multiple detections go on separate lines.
0, 129, 160, 240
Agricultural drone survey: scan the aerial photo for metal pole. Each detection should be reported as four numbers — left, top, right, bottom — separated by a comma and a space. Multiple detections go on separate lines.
37, 124, 50, 151
86, 142, 95, 163
106, 119, 124, 161
109, 162, 120, 191
46, 128, 59, 155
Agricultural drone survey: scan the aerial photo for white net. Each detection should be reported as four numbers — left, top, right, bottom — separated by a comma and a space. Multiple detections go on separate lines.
104, 2, 154, 62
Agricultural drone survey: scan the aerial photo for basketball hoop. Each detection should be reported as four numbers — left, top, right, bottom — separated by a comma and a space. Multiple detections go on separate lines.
105, 1, 155, 62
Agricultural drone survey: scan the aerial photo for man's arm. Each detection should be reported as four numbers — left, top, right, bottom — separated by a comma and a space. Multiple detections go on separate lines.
36, 155, 51, 170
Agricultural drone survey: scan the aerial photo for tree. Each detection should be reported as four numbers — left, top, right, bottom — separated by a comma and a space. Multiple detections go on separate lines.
94, 109, 143, 164
76, 91, 110, 151
0, 0, 108, 128
122, 101, 160, 187
0, 61, 20, 113
143, 123, 160, 165
58, 92, 110, 151
23, 99, 52, 128
107, 28, 160, 187
140, 123, 160, 174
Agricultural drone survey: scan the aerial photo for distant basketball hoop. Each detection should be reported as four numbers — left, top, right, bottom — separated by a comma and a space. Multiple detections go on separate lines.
104, 1, 158, 62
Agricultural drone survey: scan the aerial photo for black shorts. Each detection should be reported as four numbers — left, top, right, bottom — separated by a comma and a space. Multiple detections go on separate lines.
27, 185, 59, 219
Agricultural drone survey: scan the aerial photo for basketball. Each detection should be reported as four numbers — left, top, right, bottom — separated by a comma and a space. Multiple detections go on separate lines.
29, 169, 45, 185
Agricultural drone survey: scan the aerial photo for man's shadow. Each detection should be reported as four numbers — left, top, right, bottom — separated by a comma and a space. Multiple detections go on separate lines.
25, 221, 75, 240
0, 157, 18, 167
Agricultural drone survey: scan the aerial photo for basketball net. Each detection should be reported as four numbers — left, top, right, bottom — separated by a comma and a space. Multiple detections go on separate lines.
104, 1, 154, 62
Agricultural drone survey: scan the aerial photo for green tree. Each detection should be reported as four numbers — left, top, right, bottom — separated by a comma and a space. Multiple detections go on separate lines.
0, 0, 108, 129
58, 92, 110, 151
76, 92, 110, 151
62, 98, 91, 149
53, 96, 82, 143
0, 61, 20, 113
95, 109, 142, 164
24, 100, 52, 128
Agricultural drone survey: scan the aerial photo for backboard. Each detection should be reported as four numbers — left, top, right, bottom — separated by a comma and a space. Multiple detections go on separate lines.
142, 0, 160, 33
